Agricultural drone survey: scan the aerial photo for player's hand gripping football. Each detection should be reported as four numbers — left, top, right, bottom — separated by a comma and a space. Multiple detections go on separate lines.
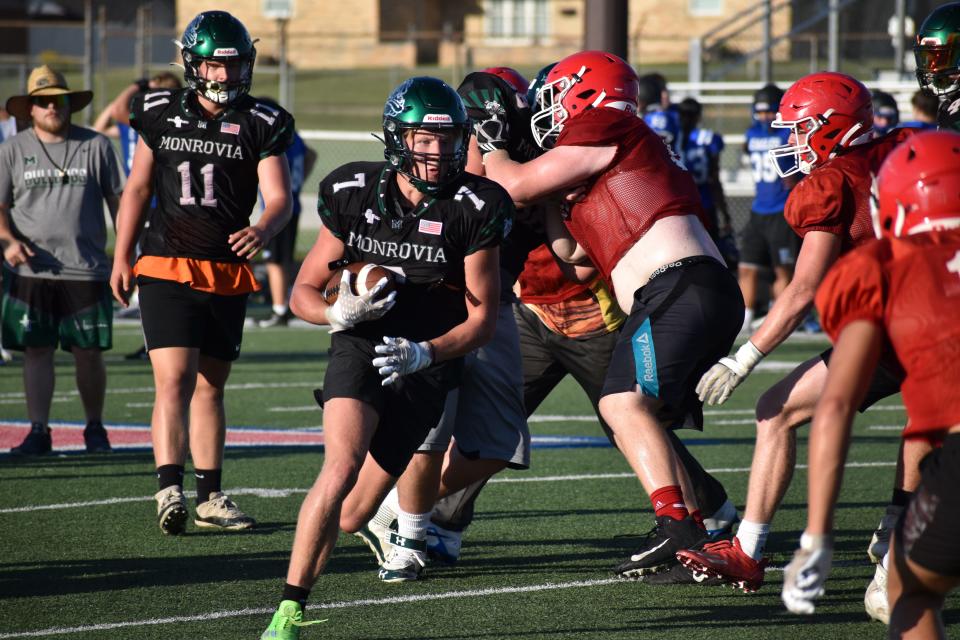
324, 271, 397, 333
696, 341, 765, 405
372, 337, 434, 386
782, 533, 833, 615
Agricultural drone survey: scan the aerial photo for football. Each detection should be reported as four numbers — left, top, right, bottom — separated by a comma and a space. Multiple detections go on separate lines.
322, 262, 398, 305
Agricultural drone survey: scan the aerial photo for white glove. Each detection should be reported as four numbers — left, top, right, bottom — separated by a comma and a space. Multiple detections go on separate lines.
324, 271, 397, 333
372, 337, 434, 386
695, 341, 764, 405
474, 113, 508, 155
782, 532, 834, 615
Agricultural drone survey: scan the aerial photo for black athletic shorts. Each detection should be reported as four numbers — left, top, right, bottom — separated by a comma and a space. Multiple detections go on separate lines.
137, 276, 248, 361
263, 212, 299, 265
1, 271, 112, 352
820, 345, 904, 411
322, 331, 463, 477
739, 211, 801, 269
896, 432, 960, 576
601, 256, 744, 430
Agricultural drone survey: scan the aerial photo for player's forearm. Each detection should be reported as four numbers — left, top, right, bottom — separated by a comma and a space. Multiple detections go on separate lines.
113, 188, 151, 263
256, 196, 293, 240
428, 306, 497, 363
805, 397, 854, 535
482, 150, 539, 203
750, 281, 816, 354
289, 281, 332, 326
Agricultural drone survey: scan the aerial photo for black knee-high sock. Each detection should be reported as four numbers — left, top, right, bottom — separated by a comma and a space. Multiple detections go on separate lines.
282, 583, 310, 609
156, 465, 184, 491
195, 468, 222, 505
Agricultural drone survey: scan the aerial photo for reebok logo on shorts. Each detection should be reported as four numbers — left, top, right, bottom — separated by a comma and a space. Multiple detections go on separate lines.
631, 318, 659, 398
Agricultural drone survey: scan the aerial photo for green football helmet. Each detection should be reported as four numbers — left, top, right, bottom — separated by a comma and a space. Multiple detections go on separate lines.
176, 11, 257, 105
526, 62, 557, 113
914, 2, 960, 99
382, 76, 471, 195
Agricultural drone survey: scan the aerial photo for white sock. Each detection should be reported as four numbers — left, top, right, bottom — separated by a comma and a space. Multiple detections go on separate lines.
736, 520, 770, 561
742, 308, 754, 331
272, 304, 288, 316
372, 487, 400, 529
396, 508, 431, 542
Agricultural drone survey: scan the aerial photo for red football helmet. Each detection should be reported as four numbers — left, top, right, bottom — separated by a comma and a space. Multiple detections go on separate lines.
871, 130, 960, 238
480, 67, 529, 96
768, 71, 873, 177
530, 50, 640, 149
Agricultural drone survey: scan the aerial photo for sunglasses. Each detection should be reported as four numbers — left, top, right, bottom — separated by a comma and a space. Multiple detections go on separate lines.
31, 95, 70, 109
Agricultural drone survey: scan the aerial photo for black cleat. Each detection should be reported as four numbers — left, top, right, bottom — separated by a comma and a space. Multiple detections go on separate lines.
83, 421, 112, 453
11, 422, 52, 456
614, 516, 708, 578
635, 561, 725, 586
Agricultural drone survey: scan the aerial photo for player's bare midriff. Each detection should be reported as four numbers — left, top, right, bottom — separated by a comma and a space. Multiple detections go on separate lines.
609, 213, 724, 311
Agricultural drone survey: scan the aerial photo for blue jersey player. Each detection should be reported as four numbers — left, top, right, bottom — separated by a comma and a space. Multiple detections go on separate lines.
676, 98, 730, 239
738, 84, 800, 331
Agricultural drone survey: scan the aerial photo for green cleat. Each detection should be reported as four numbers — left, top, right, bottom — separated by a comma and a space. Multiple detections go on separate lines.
260, 600, 327, 639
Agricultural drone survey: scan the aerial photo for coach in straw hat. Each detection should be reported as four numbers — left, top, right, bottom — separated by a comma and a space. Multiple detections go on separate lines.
0, 65, 123, 456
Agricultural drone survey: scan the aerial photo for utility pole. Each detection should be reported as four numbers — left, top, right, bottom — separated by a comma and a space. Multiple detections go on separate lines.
83, 0, 93, 125
828, 0, 840, 71
584, 0, 628, 60
760, 0, 772, 83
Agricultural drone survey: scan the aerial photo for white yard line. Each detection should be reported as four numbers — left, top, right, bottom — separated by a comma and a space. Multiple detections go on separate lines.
0, 461, 895, 515
0, 579, 623, 639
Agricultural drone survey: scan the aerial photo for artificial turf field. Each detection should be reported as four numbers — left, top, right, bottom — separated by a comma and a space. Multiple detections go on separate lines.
0, 324, 957, 639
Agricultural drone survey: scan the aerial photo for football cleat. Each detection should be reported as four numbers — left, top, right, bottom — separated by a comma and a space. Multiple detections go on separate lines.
377, 532, 427, 582
260, 600, 327, 640
426, 523, 462, 565
259, 310, 293, 328
868, 505, 902, 564
354, 518, 395, 566
635, 561, 726, 586
83, 421, 112, 453
703, 499, 740, 540
10, 422, 52, 456
864, 562, 890, 624
155, 485, 188, 535
676, 537, 768, 593
614, 516, 708, 578
194, 492, 255, 530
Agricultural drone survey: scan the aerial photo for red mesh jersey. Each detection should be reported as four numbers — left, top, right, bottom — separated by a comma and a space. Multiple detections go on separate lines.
785, 128, 917, 255
555, 108, 705, 283
816, 230, 960, 437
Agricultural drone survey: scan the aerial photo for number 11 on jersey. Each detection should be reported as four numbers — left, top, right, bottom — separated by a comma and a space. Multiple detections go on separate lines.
177, 161, 218, 207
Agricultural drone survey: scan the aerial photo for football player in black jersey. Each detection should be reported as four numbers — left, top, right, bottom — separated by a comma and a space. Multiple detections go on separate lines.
110, 11, 294, 537
261, 76, 512, 636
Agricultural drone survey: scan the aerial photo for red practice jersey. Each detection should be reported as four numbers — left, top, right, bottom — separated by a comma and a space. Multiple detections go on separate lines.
785, 128, 916, 255
554, 108, 705, 284
816, 230, 960, 438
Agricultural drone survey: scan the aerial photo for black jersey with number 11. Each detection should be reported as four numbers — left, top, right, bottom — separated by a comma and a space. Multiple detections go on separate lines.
129, 88, 294, 262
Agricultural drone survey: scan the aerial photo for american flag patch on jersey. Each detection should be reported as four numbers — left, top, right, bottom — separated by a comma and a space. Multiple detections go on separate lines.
418, 219, 443, 235
220, 122, 240, 135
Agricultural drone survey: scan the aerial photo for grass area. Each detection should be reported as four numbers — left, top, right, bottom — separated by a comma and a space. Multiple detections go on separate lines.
0, 328, 957, 639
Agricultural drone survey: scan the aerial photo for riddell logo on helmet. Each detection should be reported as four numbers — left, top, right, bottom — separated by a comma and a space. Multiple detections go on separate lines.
214, 48, 239, 56
423, 113, 453, 123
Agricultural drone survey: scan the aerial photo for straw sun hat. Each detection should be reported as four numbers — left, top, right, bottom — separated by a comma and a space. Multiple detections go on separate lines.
5, 65, 93, 120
